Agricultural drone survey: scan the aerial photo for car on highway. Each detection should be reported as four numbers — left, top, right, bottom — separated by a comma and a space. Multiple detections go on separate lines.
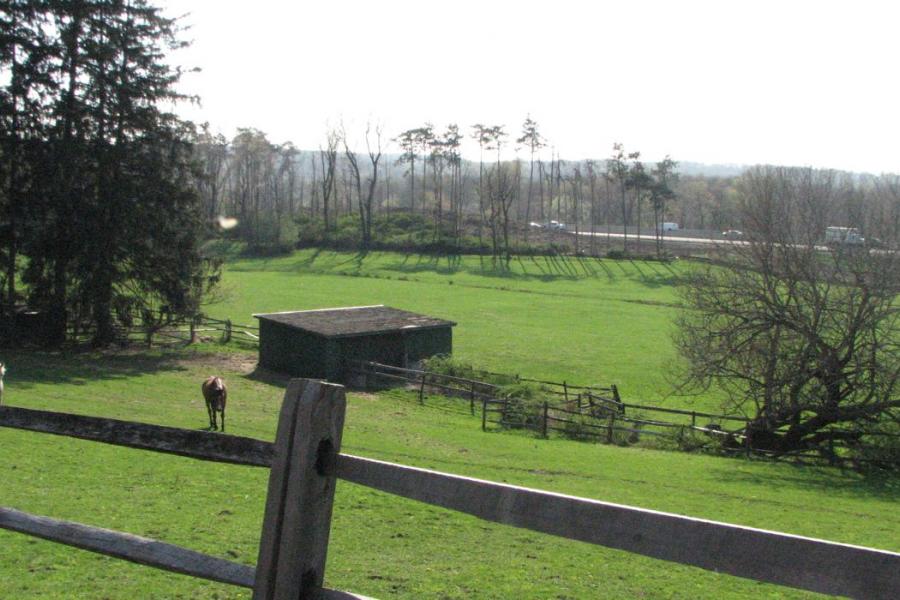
722, 229, 743, 240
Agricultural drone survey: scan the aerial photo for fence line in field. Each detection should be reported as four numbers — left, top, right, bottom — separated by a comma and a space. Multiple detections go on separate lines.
66, 310, 260, 347
352, 360, 748, 438
352, 360, 899, 467
1, 382, 898, 599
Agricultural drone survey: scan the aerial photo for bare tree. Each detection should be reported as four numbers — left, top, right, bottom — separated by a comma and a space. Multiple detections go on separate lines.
675, 166, 900, 459
516, 115, 545, 238
486, 162, 517, 264
586, 160, 598, 254
607, 143, 629, 252
627, 152, 651, 248
650, 156, 677, 256
365, 125, 384, 242
318, 130, 339, 231
441, 124, 463, 245
341, 126, 363, 242
471, 123, 491, 249
394, 128, 417, 212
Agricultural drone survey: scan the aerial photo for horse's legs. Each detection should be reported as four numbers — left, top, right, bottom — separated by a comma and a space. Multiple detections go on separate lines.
207, 402, 216, 430
220, 409, 225, 432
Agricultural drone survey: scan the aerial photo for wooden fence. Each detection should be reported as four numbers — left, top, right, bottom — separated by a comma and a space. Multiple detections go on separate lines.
352, 360, 749, 440
1, 380, 898, 598
353, 361, 900, 467
66, 311, 261, 347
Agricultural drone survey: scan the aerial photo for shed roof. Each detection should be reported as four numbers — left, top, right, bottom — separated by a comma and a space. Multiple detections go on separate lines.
253, 305, 456, 339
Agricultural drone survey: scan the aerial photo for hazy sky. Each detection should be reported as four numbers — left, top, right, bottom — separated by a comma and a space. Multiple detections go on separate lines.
159, 0, 899, 173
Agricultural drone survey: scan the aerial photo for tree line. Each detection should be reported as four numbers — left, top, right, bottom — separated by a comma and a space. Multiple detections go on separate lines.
194, 121, 682, 259
192, 121, 900, 261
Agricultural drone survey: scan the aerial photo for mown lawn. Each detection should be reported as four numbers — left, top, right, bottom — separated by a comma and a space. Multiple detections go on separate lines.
1, 348, 897, 599
207, 248, 713, 411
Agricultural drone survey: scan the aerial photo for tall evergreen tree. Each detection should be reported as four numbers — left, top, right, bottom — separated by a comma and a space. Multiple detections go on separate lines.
2, 0, 217, 346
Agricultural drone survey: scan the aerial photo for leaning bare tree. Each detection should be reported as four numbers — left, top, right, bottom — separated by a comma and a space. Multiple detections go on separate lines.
675, 166, 900, 462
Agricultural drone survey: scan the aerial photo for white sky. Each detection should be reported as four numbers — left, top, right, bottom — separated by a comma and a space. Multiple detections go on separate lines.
159, 0, 900, 173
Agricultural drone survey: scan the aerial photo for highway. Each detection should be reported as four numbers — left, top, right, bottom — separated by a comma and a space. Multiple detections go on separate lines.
570, 230, 744, 247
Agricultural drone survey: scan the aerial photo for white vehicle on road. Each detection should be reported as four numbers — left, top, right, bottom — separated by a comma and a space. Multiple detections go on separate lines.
824, 226, 864, 245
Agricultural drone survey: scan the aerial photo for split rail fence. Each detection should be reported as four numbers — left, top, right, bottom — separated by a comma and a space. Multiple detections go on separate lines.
1, 379, 899, 598
353, 361, 898, 467
352, 360, 749, 440
66, 310, 260, 348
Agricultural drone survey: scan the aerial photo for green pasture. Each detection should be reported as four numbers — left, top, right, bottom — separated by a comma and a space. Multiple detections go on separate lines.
207, 248, 710, 410
1, 348, 898, 599
2, 248, 897, 598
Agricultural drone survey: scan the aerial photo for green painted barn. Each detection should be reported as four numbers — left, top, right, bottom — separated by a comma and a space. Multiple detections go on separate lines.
254, 305, 455, 382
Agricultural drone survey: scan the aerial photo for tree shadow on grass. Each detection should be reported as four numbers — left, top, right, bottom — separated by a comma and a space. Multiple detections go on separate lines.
1, 349, 188, 390
381, 253, 583, 282
373, 252, 684, 291
239, 247, 677, 291
711, 461, 900, 504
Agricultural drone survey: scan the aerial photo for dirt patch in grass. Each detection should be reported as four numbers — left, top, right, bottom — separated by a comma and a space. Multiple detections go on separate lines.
176, 351, 259, 375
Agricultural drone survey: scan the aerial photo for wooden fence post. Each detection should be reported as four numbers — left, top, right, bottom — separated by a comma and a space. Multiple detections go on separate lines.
607, 411, 616, 444
482, 397, 488, 431
542, 402, 549, 438
469, 384, 475, 416
611, 384, 623, 413
190, 316, 197, 344
691, 411, 697, 428
563, 381, 568, 402
419, 374, 426, 405
252, 379, 346, 600
224, 319, 232, 343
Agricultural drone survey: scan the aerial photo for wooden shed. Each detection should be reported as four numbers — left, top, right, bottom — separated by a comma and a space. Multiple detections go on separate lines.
254, 305, 455, 382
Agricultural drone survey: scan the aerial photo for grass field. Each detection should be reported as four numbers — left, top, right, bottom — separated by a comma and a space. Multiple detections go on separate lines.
207, 247, 715, 411
1, 249, 898, 598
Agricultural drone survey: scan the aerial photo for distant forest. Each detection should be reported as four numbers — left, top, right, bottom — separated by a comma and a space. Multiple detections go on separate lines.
193, 124, 900, 257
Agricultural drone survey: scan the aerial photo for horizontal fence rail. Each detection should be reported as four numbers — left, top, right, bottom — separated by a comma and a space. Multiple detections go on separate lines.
3, 394, 899, 599
0, 507, 370, 599
0, 507, 256, 588
0, 406, 273, 467
336, 453, 900, 599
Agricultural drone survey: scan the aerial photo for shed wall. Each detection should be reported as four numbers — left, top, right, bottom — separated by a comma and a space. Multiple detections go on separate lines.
258, 321, 453, 382
405, 327, 453, 362
335, 333, 406, 381
258, 320, 329, 379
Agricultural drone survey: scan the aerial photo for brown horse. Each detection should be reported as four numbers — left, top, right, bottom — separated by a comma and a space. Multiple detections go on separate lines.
201, 376, 227, 431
